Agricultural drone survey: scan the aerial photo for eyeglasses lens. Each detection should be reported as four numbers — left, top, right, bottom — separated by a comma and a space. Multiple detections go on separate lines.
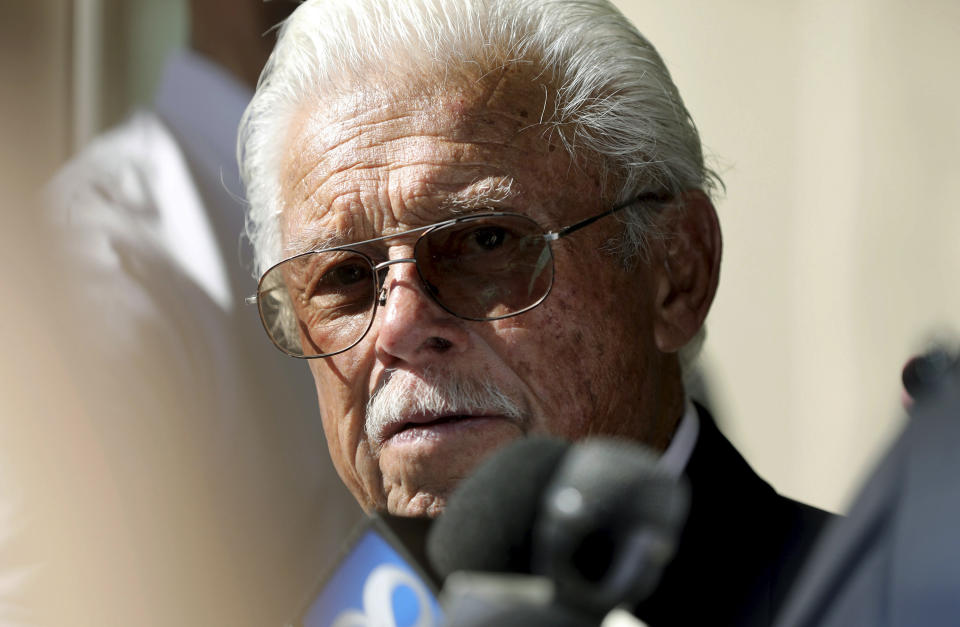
415, 215, 553, 320
257, 214, 554, 358
258, 250, 378, 357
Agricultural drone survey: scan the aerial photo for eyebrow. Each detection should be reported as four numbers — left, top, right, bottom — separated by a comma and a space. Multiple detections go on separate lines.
444, 178, 517, 213
284, 226, 348, 258
283, 179, 521, 257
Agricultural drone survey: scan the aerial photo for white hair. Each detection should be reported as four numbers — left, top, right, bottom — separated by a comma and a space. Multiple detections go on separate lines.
238, 0, 721, 367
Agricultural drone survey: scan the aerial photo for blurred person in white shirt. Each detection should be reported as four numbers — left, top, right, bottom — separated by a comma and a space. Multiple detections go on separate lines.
37, 2, 361, 625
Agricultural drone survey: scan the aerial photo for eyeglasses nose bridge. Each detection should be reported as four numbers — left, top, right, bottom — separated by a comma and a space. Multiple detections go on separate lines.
373, 257, 418, 306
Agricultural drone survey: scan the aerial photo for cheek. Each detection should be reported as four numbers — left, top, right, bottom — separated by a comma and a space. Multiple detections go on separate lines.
490, 259, 655, 439
310, 338, 377, 406
308, 351, 385, 507
489, 296, 605, 439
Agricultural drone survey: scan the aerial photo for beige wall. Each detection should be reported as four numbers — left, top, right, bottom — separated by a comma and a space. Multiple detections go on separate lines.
613, 0, 960, 511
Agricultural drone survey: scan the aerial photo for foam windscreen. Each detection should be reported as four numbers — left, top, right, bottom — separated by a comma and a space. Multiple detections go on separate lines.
426, 437, 569, 577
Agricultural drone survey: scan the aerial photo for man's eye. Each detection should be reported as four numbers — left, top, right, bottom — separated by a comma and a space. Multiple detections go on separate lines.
319, 262, 371, 288
471, 226, 508, 250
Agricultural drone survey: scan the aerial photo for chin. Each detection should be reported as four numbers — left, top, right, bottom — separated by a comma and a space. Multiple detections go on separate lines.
376, 418, 526, 515
387, 492, 450, 519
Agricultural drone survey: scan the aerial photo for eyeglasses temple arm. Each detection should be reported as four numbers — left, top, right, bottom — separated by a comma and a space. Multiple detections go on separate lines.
545, 192, 669, 241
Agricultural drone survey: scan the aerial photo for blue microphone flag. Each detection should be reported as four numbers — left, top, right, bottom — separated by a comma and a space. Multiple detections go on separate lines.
297, 516, 443, 627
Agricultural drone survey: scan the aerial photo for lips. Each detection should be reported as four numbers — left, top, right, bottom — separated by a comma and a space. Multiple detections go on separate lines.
378, 413, 492, 444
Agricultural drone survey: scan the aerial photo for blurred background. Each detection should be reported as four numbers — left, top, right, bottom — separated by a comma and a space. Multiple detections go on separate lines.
1, 0, 958, 577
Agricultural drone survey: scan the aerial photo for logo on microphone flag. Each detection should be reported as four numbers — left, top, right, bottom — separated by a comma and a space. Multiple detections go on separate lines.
302, 527, 443, 627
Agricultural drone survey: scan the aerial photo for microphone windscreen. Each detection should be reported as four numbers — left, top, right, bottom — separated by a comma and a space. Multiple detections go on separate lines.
544, 439, 685, 532
903, 347, 959, 401
536, 438, 689, 613
427, 437, 570, 578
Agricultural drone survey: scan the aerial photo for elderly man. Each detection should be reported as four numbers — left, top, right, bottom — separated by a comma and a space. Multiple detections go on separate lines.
240, 0, 828, 624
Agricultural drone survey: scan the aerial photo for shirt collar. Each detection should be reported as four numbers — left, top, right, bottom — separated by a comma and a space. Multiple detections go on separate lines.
657, 397, 700, 477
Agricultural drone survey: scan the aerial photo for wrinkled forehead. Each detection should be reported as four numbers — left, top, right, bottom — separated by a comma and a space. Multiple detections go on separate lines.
276, 66, 598, 254
289, 64, 556, 155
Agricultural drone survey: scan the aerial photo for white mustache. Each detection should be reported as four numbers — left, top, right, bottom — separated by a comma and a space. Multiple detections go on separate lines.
365, 370, 526, 448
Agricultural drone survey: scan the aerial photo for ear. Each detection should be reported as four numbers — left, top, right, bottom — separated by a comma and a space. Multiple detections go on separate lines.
651, 190, 722, 354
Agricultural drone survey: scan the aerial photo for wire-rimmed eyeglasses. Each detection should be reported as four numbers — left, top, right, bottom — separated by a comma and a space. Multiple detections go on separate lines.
247, 192, 665, 358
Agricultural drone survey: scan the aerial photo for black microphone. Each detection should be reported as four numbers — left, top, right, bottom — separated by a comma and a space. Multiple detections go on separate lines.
427, 436, 689, 625
903, 346, 960, 403
427, 436, 570, 578
536, 439, 690, 616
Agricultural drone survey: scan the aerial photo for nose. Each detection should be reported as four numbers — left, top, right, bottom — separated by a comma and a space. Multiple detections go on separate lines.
373, 259, 470, 367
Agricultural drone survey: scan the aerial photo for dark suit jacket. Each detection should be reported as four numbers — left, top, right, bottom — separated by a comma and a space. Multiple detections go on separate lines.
635, 406, 832, 626
773, 383, 960, 627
